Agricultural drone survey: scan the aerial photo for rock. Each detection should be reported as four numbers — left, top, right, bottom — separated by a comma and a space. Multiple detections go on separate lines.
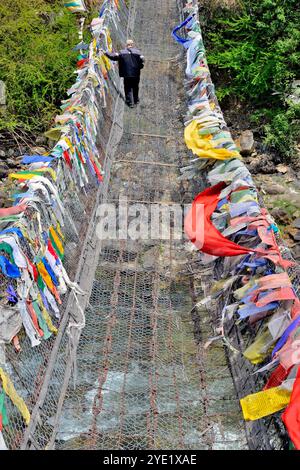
276, 164, 289, 174
0, 198, 10, 208
264, 183, 285, 195
286, 226, 299, 240
5, 158, 18, 168
20, 146, 28, 154
292, 244, 300, 260
0, 162, 9, 170
248, 154, 277, 174
0, 162, 9, 179
294, 231, 300, 242
270, 208, 291, 226
0, 150, 5, 158
239, 130, 254, 156
30, 146, 47, 155
7, 148, 15, 158
35, 135, 48, 146
284, 237, 297, 248
293, 218, 300, 229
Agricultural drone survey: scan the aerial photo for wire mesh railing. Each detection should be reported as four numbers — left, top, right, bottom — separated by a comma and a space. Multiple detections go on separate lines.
38, 0, 245, 451
0, 0, 130, 450
177, 0, 299, 451
1, 0, 294, 452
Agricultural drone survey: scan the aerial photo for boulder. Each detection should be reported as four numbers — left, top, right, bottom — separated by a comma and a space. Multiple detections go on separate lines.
293, 218, 300, 229
30, 146, 47, 155
276, 164, 289, 174
7, 148, 15, 158
239, 130, 255, 156
35, 135, 48, 146
292, 244, 300, 261
270, 208, 291, 226
0, 162, 9, 170
0, 191, 10, 204
286, 226, 299, 240
0, 150, 5, 158
0, 170, 8, 179
20, 146, 28, 154
5, 158, 18, 169
294, 231, 300, 242
0, 162, 9, 179
264, 183, 285, 195
248, 154, 277, 174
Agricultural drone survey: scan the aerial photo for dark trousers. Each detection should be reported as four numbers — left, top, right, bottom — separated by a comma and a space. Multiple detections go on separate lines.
124, 77, 140, 105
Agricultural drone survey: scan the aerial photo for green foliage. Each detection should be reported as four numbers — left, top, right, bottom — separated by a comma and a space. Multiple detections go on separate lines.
0, 0, 78, 133
202, 0, 300, 159
263, 104, 300, 157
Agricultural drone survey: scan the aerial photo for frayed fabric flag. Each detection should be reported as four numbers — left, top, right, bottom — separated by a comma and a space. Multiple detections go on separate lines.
64, 1, 86, 13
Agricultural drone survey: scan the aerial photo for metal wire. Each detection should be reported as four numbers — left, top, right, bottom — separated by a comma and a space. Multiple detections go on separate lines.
2, 0, 278, 451
40, 0, 245, 451
0, 1, 129, 451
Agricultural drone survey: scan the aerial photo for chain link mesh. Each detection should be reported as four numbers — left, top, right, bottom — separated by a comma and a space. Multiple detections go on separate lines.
0, 0, 129, 450
22, 0, 245, 451
2, 0, 289, 451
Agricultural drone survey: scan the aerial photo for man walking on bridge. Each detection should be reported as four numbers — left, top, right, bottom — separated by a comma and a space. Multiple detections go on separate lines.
105, 39, 145, 108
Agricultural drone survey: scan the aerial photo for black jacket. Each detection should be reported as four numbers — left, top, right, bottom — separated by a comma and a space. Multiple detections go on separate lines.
105, 48, 145, 78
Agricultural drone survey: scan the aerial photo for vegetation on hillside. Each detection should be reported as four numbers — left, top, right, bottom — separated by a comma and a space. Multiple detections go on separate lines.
0, 0, 78, 134
200, 0, 300, 160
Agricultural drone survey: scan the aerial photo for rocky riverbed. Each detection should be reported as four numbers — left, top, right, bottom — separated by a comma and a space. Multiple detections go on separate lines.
233, 129, 300, 262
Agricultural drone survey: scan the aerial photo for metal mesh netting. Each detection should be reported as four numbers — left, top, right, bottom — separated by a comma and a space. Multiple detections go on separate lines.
2, 0, 290, 451
0, 1, 129, 450
18, 0, 247, 450
173, 0, 297, 451
215, 245, 300, 450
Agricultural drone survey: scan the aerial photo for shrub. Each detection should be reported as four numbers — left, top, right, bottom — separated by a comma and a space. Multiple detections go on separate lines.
0, 0, 78, 133
201, 0, 300, 160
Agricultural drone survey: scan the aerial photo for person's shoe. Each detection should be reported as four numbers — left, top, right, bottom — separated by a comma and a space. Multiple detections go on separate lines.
135, 99, 140, 105
129, 103, 134, 108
